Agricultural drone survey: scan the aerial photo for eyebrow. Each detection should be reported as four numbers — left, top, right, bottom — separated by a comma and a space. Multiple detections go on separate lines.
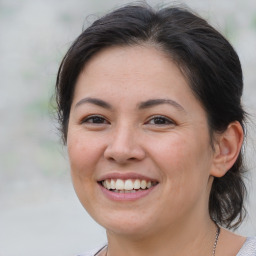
74, 97, 186, 113
138, 98, 186, 112
75, 97, 112, 109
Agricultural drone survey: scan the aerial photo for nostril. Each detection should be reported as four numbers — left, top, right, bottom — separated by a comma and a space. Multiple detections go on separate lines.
107, 156, 139, 163
128, 157, 137, 161
108, 157, 116, 162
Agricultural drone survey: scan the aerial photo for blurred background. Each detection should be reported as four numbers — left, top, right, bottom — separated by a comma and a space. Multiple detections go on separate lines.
0, 0, 255, 255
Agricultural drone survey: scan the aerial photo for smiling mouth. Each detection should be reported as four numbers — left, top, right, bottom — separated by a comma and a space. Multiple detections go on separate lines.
99, 178, 159, 193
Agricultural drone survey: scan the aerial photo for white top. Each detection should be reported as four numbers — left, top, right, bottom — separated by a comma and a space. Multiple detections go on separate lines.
78, 237, 256, 256
237, 237, 256, 256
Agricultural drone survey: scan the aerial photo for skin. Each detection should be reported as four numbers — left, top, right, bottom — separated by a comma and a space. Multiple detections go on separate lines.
67, 45, 245, 256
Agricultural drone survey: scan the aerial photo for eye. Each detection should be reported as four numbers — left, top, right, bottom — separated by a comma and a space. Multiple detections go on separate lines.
146, 115, 175, 126
81, 115, 109, 125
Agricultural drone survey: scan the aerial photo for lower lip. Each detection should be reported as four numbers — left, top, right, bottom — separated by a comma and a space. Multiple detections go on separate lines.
98, 184, 158, 201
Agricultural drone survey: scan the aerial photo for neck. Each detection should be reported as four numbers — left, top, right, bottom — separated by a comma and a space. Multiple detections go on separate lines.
106, 217, 217, 256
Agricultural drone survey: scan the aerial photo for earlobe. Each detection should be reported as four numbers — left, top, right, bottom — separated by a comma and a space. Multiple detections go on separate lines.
210, 121, 244, 178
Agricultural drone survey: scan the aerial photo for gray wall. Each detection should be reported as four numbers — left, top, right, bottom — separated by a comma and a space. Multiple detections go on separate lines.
0, 0, 255, 255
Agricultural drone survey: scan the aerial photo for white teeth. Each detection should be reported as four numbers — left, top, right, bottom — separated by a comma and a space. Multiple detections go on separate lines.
116, 179, 125, 190
124, 179, 133, 190
134, 179, 141, 189
102, 178, 157, 191
110, 179, 116, 189
106, 179, 111, 190
141, 180, 147, 189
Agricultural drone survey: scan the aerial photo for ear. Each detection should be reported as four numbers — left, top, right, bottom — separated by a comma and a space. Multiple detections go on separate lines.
210, 121, 244, 178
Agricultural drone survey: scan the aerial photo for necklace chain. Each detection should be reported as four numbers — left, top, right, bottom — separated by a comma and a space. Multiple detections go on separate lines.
103, 224, 221, 256
212, 224, 221, 256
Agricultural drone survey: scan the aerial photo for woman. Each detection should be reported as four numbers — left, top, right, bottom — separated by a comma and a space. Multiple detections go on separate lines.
55, 3, 256, 256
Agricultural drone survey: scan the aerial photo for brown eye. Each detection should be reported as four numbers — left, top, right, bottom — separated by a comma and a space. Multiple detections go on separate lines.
82, 115, 109, 124
146, 115, 175, 125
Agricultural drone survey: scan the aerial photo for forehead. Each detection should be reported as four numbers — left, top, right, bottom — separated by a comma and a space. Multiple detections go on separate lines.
73, 45, 192, 100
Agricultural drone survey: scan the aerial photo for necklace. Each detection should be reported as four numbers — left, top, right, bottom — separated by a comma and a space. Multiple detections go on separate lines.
213, 224, 221, 256
103, 224, 221, 256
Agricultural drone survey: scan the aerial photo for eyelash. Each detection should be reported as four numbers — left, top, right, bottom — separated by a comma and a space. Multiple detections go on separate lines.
81, 115, 109, 124
145, 115, 175, 126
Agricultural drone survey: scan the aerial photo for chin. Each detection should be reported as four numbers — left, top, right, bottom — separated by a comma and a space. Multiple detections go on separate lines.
105, 223, 152, 239
94, 211, 154, 237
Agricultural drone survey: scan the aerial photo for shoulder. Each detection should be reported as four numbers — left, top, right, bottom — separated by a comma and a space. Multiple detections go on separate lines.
237, 237, 256, 256
76, 245, 107, 256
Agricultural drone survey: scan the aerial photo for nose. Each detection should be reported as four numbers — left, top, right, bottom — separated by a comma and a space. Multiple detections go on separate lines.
104, 124, 146, 164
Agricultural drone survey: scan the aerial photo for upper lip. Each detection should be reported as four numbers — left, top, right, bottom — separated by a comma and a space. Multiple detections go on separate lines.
97, 172, 159, 182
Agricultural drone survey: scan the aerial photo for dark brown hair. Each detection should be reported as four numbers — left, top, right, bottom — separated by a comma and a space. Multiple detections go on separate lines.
55, 3, 247, 229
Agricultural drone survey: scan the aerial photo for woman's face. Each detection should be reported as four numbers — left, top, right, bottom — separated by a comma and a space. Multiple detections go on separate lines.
67, 45, 216, 237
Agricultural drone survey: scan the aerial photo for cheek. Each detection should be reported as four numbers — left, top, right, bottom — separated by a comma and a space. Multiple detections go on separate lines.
153, 135, 212, 218
150, 132, 212, 191
67, 131, 103, 179
150, 134, 196, 172
67, 132, 103, 209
